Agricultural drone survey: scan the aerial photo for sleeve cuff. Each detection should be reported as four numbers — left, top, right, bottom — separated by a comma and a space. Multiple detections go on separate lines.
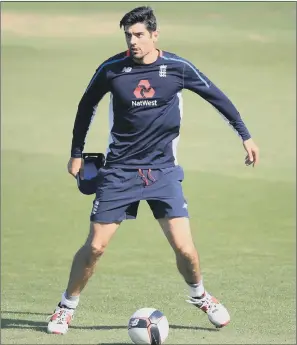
71, 147, 83, 158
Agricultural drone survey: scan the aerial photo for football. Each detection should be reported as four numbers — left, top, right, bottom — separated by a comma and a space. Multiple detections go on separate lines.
128, 308, 169, 344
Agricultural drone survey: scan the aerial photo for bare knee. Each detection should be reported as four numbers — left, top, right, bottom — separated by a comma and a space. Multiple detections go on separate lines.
83, 221, 119, 264
175, 244, 198, 261
158, 217, 198, 261
90, 242, 106, 257
82, 241, 106, 267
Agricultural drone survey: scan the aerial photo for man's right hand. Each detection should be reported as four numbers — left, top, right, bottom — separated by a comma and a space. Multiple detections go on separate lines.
67, 157, 84, 179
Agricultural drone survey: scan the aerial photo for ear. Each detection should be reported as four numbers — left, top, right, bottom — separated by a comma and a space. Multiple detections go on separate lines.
152, 30, 159, 43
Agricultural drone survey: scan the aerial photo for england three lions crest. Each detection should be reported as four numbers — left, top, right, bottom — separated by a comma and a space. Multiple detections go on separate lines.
159, 65, 167, 77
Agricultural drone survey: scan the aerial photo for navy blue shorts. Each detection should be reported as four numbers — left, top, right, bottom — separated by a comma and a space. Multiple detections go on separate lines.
90, 166, 189, 223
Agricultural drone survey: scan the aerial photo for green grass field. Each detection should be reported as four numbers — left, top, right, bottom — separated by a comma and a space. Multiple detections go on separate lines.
1, 2, 296, 344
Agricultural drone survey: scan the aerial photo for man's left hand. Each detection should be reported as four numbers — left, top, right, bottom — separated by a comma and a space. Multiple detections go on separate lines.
243, 138, 259, 167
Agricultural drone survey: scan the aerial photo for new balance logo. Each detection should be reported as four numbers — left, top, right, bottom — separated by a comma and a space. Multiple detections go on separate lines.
130, 318, 140, 327
122, 67, 132, 73
159, 64, 167, 77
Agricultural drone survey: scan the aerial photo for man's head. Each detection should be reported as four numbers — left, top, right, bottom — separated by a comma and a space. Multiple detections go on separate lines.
119, 6, 158, 61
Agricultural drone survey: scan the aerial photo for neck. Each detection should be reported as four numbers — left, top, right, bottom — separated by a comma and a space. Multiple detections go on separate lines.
133, 48, 160, 65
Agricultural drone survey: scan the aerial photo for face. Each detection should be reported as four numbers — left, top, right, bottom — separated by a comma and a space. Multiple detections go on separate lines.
124, 22, 158, 60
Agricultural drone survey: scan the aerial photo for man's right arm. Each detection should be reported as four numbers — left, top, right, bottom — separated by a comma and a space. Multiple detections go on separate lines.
70, 65, 110, 158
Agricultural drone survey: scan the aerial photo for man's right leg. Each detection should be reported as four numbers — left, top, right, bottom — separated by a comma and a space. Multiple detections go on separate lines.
47, 221, 119, 334
66, 221, 119, 297
47, 167, 142, 334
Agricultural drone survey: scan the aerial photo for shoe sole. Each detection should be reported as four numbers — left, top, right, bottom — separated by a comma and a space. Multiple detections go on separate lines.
215, 319, 230, 328
47, 329, 68, 335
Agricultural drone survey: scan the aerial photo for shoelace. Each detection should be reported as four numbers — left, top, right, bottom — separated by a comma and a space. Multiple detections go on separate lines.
46, 307, 73, 323
186, 294, 218, 313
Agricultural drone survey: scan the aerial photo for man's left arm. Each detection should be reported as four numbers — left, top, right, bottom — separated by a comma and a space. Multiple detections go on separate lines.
182, 61, 259, 166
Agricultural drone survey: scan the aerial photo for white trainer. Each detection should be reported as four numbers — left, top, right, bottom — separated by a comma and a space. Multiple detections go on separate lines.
187, 291, 230, 328
47, 303, 75, 334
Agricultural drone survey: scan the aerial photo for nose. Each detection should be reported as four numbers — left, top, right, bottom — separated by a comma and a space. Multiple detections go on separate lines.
130, 35, 137, 46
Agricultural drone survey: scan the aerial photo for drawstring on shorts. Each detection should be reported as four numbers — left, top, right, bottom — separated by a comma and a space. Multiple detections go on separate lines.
138, 169, 156, 187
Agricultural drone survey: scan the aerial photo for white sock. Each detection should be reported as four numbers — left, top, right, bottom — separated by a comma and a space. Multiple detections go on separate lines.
60, 291, 80, 309
187, 279, 205, 298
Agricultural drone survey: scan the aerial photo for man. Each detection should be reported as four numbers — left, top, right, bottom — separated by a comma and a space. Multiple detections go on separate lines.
47, 6, 259, 335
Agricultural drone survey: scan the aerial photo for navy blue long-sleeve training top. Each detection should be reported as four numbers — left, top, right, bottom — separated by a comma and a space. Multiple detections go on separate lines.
71, 50, 251, 168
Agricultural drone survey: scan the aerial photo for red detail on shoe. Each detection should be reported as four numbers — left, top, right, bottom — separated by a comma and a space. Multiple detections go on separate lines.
50, 310, 72, 324
200, 305, 208, 313
52, 331, 63, 335
51, 314, 58, 321
66, 314, 72, 324
211, 296, 219, 304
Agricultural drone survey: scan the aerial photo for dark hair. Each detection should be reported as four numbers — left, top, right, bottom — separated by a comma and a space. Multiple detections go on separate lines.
119, 6, 157, 32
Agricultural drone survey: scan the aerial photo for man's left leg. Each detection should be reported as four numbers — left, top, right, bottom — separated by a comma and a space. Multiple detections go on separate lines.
144, 166, 230, 328
158, 217, 230, 328
158, 217, 202, 289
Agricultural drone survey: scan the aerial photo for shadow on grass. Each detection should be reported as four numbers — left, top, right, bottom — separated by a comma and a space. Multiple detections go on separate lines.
1, 310, 219, 335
